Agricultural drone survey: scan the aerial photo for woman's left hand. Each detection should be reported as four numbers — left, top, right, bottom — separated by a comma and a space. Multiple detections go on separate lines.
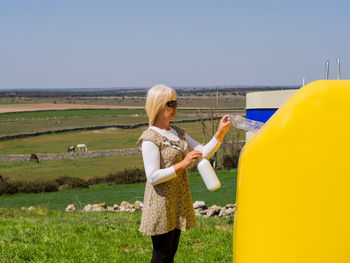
215, 115, 233, 142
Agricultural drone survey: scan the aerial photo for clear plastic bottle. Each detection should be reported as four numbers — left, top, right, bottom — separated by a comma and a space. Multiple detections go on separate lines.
197, 158, 221, 191
228, 115, 264, 131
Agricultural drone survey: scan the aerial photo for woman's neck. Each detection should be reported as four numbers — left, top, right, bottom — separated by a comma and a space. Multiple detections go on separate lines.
152, 118, 170, 130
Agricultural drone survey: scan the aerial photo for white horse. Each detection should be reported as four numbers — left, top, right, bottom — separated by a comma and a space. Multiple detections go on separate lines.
76, 144, 88, 152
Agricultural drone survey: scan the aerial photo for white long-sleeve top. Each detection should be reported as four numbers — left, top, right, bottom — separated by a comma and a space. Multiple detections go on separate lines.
141, 126, 221, 185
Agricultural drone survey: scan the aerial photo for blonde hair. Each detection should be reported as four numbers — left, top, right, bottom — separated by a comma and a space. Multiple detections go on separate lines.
145, 84, 177, 125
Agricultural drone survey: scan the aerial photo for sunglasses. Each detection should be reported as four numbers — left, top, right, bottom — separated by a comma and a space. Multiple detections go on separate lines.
166, 100, 177, 108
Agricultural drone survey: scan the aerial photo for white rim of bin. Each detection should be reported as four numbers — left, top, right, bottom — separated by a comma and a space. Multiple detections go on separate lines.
246, 89, 298, 109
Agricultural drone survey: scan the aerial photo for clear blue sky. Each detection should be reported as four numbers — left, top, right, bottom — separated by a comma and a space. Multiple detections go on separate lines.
1, 0, 349, 89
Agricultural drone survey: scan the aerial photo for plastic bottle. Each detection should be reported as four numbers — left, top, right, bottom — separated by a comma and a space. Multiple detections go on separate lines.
197, 158, 221, 191
228, 115, 264, 131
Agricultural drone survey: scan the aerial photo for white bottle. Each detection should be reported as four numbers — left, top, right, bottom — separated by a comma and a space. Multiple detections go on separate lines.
228, 115, 264, 131
197, 158, 221, 191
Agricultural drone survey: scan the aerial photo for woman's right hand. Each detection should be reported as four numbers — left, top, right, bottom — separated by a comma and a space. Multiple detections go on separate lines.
182, 150, 203, 168
174, 150, 203, 174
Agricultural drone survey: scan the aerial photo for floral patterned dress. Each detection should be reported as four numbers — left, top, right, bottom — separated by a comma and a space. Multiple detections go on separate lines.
137, 125, 197, 236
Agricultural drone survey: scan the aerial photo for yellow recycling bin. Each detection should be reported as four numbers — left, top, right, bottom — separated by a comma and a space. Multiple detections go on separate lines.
233, 80, 350, 263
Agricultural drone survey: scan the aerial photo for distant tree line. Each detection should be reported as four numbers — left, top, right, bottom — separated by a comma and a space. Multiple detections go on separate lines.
0, 86, 300, 98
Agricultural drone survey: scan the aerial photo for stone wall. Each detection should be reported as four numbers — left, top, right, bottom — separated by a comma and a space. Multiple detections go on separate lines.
0, 148, 140, 162
62, 200, 236, 218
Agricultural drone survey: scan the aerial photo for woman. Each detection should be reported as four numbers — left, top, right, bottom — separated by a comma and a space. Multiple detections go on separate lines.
137, 84, 232, 263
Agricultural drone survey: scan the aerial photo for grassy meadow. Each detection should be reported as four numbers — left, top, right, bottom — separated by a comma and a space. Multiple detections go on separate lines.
0, 120, 245, 156
0, 108, 242, 121
0, 127, 146, 155
0, 108, 147, 137
0, 97, 244, 262
0, 109, 146, 120
0, 169, 236, 262
0, 113, 244, 184
0, 108, 244, 137
0, 209, 233, 263
0, 114, 148, 137
0, 169, 237, 210
0, 155, 143, 182
0, 104, 245, 263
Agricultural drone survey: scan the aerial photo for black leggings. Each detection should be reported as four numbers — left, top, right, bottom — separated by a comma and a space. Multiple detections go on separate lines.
151, 228, 181, 263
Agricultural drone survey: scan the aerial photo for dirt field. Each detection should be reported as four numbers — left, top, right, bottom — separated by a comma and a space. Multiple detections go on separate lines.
0, 103, 145, 114
0, 101, 244, 114
0, 94, 245, 110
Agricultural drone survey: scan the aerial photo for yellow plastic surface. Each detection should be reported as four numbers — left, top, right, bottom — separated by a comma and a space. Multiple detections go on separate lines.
233, 80, 350, 263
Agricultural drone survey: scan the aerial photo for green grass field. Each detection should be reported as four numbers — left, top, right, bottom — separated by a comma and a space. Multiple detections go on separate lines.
0, 108, 241, 121
0, 169, 237, 210
0, 127, 146, 155
0, 115, 149, 137
0, 169, 236, 262
0, 108, 244, 136
0, 121, 245, 155
0, 104, 241, 262
0, 155, 144, 182
0, 108, 148, 136
0, 209, 233, 262
0, 109, 147, 120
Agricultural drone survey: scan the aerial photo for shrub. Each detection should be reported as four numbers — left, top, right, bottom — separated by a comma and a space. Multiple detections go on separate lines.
43, 181, 60, 192
0, 177, 59, 195
221, 141, 243, 169
0, 168, 145, 196
55, 176, 88, 190
87, 168, 146, 185
85, 176, 105, 186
